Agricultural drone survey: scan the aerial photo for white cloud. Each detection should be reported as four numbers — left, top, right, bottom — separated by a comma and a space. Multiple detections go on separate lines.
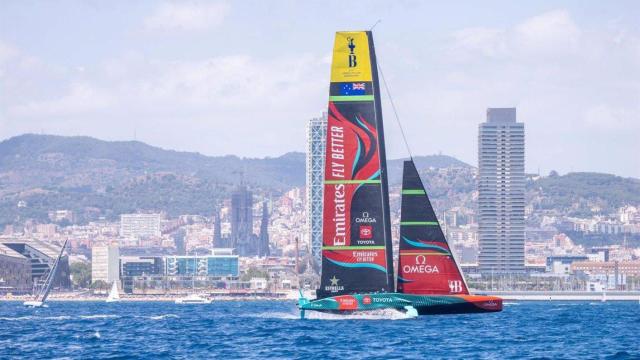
451, 27, 506, 58
144, 1, 230, 31
0, 41, 18, 65
514, 9, 580, 55
1, 4, 638, 177
9, 83, 112, 117
449, 9, 581, 60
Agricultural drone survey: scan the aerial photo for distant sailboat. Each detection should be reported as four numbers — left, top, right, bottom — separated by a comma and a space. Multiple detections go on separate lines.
106, 281, 120, 303
24, 239, 68, 308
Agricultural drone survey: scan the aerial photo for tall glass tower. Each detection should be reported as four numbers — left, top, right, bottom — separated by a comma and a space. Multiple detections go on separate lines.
306, 112, 327, 270
478, 108, 525, 274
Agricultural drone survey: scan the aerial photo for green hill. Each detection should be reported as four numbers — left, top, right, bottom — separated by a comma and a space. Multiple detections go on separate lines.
0, 134, 471, 225
530, 172, 640, 216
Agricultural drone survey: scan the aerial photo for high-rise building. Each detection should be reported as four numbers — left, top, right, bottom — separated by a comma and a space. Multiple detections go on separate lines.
231, 185, 254, 256
478, 108, 525, 274
91, 244, 120, 284
258, 201, 270, 257
306, 113, 327, 269
120, 213, 161, 239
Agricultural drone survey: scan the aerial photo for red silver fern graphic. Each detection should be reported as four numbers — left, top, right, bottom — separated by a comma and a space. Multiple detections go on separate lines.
328, 102, 380, 181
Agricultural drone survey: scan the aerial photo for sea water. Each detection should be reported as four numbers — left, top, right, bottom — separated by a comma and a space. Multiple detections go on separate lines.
0, 301, 638, 359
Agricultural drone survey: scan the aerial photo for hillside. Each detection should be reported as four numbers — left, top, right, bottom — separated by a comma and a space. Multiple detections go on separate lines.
1, 134, 637, 226
529, 172, 640, 216
0, 134, 470, 225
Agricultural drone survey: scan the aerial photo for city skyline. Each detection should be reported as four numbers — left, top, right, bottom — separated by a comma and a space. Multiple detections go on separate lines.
1, 1, 638, 178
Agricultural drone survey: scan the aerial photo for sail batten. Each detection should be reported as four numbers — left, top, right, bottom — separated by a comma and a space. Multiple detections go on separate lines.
397, 160, 469, 295
317, 31, 394, 298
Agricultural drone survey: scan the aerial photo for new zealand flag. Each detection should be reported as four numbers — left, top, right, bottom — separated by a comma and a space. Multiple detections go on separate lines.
340, 83, 366, 96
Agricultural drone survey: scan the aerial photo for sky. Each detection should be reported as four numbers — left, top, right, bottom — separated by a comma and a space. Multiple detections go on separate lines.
1, 1, 639, 177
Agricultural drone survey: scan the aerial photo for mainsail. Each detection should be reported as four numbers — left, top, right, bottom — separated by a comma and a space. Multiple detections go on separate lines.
106, 281, 120, 302
318, 31, 394, 298
38, 239, 68, 303
397, 160, 469, 295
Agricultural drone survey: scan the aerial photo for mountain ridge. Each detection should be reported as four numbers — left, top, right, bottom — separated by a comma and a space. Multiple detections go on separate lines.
0, 134, 470, 225
1, 134, 638, 226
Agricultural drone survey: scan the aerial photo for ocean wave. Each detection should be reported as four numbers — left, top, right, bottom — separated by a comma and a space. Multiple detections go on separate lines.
147, 314, 179, 320
304, 309, 415, 321
79, 314, 119, 319
0, 315, 71, 321
245, 312, 300, 320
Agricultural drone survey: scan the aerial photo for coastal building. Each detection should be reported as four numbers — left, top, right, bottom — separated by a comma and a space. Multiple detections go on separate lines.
572, 261, 640, 276
0, 237, 70, 289
165, 249, 239, 278
478, 108, 526, 274
0, 243, 32, 294
120, 213, 161, 239
120, 256, 164, 294
545, 255, 589, 275
306, 113, 327, 269
91, 244, 120, 284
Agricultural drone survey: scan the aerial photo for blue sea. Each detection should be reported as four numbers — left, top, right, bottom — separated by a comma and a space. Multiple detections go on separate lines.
0, 301, 639, 359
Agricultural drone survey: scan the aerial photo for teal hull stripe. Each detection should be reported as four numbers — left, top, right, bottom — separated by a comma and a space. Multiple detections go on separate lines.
402, 236, 450, 254
326, 258, 387, 273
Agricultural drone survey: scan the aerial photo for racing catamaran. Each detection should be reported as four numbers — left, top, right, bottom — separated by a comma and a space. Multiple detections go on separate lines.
298, 31, 502, 318
24, 239, 68, 308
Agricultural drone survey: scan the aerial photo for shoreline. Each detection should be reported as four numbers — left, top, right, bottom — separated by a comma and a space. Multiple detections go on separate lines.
1, 293, 299, 302
483, 290, 640, 301
3, 290, 640, 302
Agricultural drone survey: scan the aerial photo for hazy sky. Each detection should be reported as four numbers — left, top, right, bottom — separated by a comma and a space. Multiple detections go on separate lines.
1, 1, 639, 177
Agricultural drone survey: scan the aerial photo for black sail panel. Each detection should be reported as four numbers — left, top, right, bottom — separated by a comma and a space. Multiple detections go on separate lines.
397, 160, 469, 295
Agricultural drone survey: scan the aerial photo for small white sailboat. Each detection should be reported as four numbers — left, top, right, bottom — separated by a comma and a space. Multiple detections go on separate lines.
174, 294, 211, 304
106, 281, 120, 303
24, 239, 68, 308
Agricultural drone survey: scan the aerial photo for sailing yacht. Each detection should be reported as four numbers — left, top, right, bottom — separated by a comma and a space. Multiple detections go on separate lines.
24, 239, 68, 308
298, 31, 502, 318
106, 281, 121, 303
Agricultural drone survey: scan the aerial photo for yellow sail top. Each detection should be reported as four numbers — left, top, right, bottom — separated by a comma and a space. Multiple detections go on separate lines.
330, 31, 372, 82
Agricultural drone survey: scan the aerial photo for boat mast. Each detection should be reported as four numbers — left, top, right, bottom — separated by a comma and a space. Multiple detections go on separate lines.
39, 239, 68, 303
367, 31, 395, 290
